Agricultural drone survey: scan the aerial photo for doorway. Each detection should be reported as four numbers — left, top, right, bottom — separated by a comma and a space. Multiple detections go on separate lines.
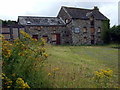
56, 34, 60, 45
51, 33, 61, 45
91, 35, 94, 44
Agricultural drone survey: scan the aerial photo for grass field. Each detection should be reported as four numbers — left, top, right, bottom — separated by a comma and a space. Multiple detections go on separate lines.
43, 45, 119, 88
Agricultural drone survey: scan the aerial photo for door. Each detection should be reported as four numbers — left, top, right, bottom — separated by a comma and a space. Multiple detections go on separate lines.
51, 34, 60, 45
56, 34, 60, 45
91, 35, 94, 44
32, 35, 38, 40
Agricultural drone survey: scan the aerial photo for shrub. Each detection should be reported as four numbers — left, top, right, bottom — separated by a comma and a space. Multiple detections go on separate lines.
2, 31, 50, 88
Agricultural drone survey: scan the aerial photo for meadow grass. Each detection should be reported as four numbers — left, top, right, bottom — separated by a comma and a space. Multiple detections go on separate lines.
43, 45, 119, 88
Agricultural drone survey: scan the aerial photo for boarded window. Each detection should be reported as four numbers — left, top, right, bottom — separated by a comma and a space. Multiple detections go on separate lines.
83, 27, 87, 33
52, 34, 56, 41
13, 28, 18, 39
3, 34, 10, 39
90, 28, 95, 34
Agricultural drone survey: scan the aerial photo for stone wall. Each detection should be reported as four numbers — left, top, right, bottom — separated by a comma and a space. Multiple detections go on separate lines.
94, 20, 103, 44
2, 26, 25, 40
57, 7, 105, 45
26, 25, 69, 45
69, 19, 103, 45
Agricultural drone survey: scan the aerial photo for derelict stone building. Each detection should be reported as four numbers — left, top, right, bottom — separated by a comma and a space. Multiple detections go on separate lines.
18, 6, 109, 45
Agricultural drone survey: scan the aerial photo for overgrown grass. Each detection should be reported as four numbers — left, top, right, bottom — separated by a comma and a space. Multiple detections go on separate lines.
43, 45, 119, 88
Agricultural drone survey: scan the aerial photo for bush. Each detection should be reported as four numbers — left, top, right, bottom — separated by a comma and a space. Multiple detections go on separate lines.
2, 31, 50, 88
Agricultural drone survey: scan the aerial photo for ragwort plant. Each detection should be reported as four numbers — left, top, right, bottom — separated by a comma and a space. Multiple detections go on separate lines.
2, 30, 50, 88
1, 73, 30, 88
94, 69, 113, 88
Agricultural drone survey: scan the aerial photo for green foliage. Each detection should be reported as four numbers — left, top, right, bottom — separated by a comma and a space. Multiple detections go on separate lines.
101, 20, 110, 44
2, 20, 17, 26
102, 20, 120, 44
109, 25, 120, 44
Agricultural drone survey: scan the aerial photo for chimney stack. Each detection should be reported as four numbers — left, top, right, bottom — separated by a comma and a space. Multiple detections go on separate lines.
94, 6, 99, 11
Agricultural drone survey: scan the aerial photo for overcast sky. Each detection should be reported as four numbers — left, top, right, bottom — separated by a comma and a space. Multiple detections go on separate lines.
0, 0, 119, 27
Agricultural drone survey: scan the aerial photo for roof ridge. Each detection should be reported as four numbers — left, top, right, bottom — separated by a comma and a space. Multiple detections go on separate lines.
62, 6, 93, 11
18, 16, 58, 18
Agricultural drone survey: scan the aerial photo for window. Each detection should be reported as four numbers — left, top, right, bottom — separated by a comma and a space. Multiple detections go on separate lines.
90, 28, 95, 34
98, 27, 101, 33
83, 27, 87, 33
74, 28, 80, 33
52, 34, 56, 41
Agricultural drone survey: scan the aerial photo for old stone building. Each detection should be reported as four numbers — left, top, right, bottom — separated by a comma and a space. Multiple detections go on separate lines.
5, 6, 109, 45
57, 6, 109, 45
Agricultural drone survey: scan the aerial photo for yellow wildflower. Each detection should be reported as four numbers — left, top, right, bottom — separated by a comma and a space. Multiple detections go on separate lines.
43, 53, 48, 58
2, 76, 4, 79
48, 73, 52, 76
7, 86, 11, 88
8, 81, 12, 84
2, 73, 5, 76
53, 67, 60, 71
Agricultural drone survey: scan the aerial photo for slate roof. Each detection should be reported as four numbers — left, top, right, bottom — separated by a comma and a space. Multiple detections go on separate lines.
63, 6, 109, 20
18, 16, 65, 26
